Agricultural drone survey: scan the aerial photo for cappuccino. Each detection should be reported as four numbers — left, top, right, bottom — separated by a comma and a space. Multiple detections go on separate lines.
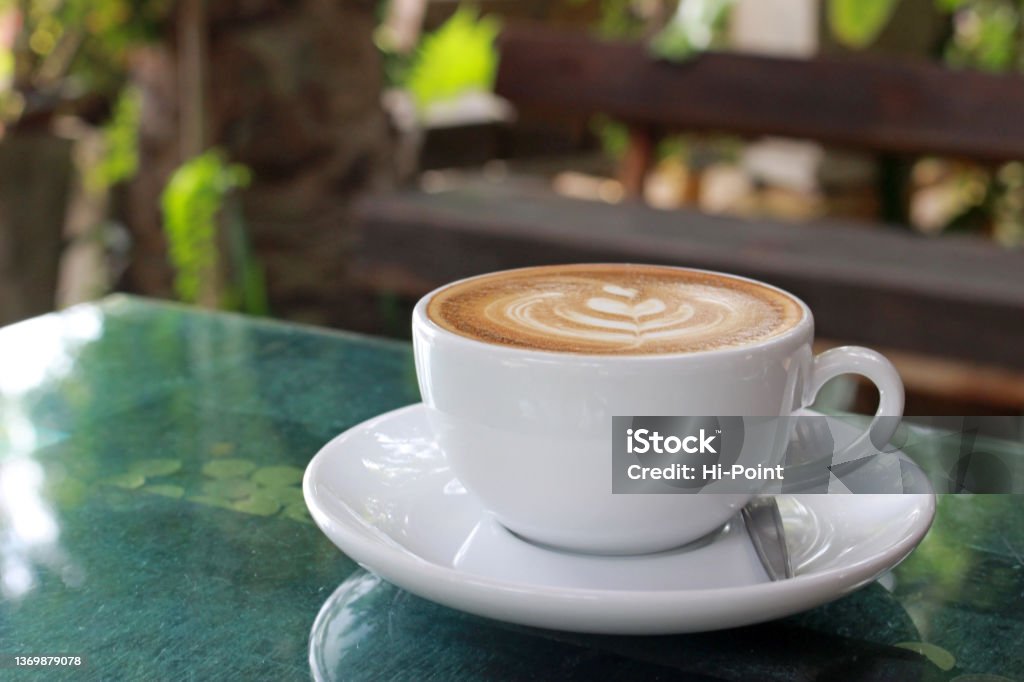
426, 264, 803, 355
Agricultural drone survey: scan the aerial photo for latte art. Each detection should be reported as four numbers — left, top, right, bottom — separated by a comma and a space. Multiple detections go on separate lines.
428, 265, 804, 355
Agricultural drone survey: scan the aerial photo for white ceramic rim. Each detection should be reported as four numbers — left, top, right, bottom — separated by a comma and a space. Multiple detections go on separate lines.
304, 404, 936, 615
412, 264, 815, 363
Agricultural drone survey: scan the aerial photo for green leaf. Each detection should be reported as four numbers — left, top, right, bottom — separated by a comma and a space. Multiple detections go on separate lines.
202, 458, 256, 479
0, 49, 13, 86
250, 465, 304, 487
49, 477, 89, 507
650, 0, 735, 62
828, 0, 899, 48
283, 502, 313, 524
209, 442, 236, 457
130, 458, 182, 477
89, 87, 142, 192
405, 7, 500, 111
103, 473, 146, 489
649, 23, 701, 62
187, 494, 236, 511
258, 486, 304, 506
894, 642, 956, 671
231, 494, 281, 516
590, 115, 630, 160
160, 149, 251, 304
143, 484, 185, 499
200, 478, 259, 500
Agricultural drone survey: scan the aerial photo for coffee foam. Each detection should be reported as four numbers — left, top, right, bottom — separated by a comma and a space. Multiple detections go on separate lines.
427, 265, 804, 355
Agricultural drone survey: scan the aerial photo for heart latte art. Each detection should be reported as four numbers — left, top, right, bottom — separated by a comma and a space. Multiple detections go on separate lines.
427, 265, 803, 355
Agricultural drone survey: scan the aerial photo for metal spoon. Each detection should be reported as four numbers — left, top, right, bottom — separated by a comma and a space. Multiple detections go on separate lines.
741, 496, 794, 581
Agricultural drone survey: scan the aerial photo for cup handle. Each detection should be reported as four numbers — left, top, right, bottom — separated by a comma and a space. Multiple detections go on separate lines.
804, 346, 905, 463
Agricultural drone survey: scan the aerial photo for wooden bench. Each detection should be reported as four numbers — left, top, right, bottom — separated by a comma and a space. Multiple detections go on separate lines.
495, 24, 1024, 194
354, 25, 1024, 405
355, 181, 1024, 368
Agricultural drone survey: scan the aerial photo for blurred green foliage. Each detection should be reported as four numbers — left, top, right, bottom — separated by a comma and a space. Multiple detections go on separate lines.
944, 0, 1024, 71
582, 0, 660, 38
88, 86, 140, 193
827, 0, 901, 48
936, 0, 1024, 244
0, 45, 11, 82
826, 0, 1024, 71
595, 1, 738, 172
0, 0, 161, 195
1, 1, 273, 308
582, 0, 1024, 244
650, 0, 734, 61
405, 7, 499, 111
0, 0, 169, 97
591, 115, 631, 160
160, 151, 264, 311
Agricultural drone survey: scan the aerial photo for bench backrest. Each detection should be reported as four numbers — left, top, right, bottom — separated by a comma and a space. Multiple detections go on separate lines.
495, 24, 1024, 163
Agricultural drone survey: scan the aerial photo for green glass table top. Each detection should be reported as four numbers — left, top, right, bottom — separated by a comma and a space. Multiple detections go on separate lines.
0, 296, 1021, 681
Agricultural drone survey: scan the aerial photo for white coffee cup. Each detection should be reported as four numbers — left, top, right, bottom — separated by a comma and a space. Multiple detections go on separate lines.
412, 266, 903, 555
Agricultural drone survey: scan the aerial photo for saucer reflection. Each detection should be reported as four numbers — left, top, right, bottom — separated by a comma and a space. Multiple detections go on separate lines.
308, 570, 923, 682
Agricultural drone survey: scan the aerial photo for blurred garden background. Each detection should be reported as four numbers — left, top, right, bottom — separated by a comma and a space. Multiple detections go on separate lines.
1, 0, 1023, 414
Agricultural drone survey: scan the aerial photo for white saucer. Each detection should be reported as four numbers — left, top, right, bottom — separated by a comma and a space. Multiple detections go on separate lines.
303, 404, 935, 634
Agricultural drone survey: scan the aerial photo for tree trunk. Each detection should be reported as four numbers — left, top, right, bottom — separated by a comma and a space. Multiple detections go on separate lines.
0, 133, 73, 325
122, 0, 393, 325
